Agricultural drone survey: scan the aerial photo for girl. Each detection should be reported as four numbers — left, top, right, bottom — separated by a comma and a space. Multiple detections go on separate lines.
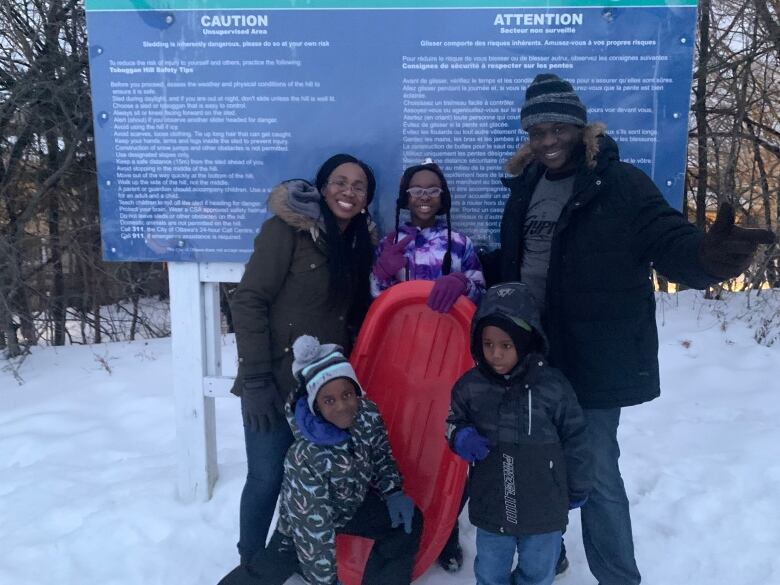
370, 160, 485, 313
229, 154, 376, 565
369, 160, 486, 571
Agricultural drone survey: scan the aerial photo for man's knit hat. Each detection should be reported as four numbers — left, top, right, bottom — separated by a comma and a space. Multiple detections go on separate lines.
520, 73, 587, 131
291, 335, 362, 413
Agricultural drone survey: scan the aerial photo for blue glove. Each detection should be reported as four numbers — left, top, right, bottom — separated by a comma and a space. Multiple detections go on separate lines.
453, 426, 490, 463
385, 491, 415, 534
569, 496, 588, 510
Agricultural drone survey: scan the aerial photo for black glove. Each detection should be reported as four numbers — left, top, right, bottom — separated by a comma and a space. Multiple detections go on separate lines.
698, 203, 776, 280
241, 374, 284, 433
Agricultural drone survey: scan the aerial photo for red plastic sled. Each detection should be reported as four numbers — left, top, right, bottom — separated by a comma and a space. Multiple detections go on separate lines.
337, 280, 475, 584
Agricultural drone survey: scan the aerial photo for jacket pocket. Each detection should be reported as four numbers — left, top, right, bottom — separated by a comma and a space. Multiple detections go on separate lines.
286, 245, 331, 308
289, 249, 327, 274
566, 314, 659, 401
468, 442, 568, 535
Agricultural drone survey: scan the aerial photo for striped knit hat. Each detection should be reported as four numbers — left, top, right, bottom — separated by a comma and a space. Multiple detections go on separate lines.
520, 73, 587, 131
291, 335, 362, 413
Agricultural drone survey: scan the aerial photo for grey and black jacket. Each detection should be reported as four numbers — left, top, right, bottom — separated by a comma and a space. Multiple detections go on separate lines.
276, 397, 402, 585
447, 283, 590, 535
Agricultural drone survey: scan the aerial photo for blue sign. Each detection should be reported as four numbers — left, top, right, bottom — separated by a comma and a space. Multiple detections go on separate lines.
86, 1, 698, 262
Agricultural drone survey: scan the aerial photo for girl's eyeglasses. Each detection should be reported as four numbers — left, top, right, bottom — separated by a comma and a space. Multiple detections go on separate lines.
406, 187, 443, 199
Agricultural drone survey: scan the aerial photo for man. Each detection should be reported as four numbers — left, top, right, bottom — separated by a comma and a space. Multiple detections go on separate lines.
489, 73, 775, 584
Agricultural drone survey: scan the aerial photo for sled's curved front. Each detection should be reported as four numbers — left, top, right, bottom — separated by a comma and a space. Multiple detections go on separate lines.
337, 280, 473, 584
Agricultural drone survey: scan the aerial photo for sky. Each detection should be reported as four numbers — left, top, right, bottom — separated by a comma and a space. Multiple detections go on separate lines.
1, 289, 779, 585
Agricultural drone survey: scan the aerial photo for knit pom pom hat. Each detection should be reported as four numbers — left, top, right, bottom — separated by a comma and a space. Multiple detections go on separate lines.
291, 335, 362, 414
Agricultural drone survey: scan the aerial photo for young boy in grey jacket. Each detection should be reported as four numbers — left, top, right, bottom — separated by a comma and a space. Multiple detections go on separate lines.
447, 283, 591, 585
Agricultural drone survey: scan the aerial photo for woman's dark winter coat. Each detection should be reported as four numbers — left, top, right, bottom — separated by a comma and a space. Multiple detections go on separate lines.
446, 284, 590, 536
230, 184, 365, 400
498, 124, 718, 409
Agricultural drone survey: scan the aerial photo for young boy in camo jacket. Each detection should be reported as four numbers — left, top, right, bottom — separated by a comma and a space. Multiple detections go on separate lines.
446, 282, 591, 585
219, 335, 422, 585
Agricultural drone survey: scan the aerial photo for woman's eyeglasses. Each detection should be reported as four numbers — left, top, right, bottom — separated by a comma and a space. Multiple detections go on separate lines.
327, 179, 368, 198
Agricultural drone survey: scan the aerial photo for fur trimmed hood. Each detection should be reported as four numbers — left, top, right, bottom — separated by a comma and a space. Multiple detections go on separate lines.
504, 122, 607, 176
266, 182, 379, 245
267, 182, 320, 233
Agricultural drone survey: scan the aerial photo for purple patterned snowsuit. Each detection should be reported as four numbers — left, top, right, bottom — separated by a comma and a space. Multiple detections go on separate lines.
370, 219, 486, 303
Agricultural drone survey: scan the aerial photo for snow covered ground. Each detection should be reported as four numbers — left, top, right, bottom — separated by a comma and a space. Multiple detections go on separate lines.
1, 290, 778, 585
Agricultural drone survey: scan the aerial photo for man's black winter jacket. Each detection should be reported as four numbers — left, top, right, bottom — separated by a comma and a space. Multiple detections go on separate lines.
498, 126, 718, 408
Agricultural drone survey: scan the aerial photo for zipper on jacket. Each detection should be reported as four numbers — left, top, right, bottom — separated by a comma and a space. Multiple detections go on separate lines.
527, 387, 532, 436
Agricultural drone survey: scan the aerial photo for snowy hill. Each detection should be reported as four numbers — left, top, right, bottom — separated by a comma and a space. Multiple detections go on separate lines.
1, 290, 778, 585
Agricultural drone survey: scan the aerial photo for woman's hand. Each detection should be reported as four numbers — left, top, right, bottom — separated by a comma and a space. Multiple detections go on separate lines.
241, 374, 284, 433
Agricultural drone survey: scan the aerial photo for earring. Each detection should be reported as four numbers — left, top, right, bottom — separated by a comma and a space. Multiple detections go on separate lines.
360, 208, 366, 214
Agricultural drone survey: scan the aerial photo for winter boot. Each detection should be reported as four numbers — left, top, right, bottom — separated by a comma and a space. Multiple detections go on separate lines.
437, 522, 463, 572
554, 540, 569, 579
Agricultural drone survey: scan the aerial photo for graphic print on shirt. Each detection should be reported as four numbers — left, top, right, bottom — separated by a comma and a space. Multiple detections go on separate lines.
524, 199, 559, 254
519, 175, 574, 306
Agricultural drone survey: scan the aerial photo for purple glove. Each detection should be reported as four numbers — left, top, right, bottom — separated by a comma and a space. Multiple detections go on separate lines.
373, 233, 414, 281
453, 426, 490, 463
427, 272, 468, 313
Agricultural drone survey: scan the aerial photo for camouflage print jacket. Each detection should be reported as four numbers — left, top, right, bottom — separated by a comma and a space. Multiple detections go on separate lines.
277, 397, 402, 585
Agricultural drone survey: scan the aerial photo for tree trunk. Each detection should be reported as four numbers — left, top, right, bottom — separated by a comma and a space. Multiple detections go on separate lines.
754, 0, 780, 58
129, 294, 140, 341
693, 0, 711, 229
46, 132, 66, 346
0, 252, 22, 356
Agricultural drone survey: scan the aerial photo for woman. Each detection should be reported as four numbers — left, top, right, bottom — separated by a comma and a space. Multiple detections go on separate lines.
230, 153, 376, 564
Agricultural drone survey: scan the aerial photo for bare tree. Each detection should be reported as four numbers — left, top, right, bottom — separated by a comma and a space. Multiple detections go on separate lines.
1, 0, 168, 354
688, 0, 779, 288
2, 0, 778, 359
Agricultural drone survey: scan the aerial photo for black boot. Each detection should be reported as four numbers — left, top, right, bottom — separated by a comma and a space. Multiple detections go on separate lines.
555, 538, 569, 578
219, 532, 299, 585
437, 522, 463, 573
